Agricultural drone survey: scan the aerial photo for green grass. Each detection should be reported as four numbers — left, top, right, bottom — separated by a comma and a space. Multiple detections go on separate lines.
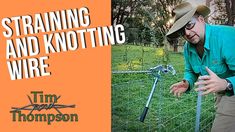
112, 44, 215, 132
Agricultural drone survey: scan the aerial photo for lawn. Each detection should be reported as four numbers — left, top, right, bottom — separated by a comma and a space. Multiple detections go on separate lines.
112, 44, 215, 132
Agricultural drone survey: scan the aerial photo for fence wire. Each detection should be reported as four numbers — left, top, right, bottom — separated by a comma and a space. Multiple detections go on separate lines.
112, 73, 215, 132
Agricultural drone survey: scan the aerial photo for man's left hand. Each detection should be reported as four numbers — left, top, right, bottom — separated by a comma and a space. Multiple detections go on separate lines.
195, 67, 227, 95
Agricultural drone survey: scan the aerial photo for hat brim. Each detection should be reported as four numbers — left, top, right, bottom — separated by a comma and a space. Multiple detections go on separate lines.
166, 5, 210, 38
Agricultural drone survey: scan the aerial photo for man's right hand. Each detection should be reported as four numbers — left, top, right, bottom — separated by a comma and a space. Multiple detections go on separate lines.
170, 80, 189, 97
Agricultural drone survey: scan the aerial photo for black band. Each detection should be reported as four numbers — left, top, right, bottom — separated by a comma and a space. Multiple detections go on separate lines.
225, 79, 233, 91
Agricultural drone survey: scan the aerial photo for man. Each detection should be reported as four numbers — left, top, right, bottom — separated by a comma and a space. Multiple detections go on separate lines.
166, 2, 235, 132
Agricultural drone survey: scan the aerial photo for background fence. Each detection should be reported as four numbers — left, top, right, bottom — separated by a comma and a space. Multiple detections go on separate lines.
112, 45, 215, 132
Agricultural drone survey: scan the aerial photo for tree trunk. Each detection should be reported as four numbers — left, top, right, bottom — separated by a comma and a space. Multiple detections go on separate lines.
173, 44, 178, 52
232, 0, 235, 25
225, 0, 234, 25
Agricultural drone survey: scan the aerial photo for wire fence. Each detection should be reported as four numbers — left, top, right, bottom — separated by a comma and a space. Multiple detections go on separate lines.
112, 72, 215, 132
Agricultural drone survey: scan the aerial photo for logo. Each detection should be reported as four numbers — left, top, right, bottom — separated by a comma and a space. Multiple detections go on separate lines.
10, 91, 78, 125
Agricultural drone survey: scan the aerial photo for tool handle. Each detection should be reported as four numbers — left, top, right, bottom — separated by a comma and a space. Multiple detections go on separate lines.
140, 107, 149, 122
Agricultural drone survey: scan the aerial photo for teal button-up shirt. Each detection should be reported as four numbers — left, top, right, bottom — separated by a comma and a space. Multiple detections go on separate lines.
183, 24, 235, 94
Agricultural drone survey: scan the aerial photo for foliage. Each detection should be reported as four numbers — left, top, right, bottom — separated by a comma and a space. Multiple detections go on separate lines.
112, 0, 183, 46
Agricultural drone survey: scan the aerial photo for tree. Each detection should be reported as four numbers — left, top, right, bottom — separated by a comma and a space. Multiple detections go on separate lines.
112, 0, 142, 25
112, 0, 183, 47
209, 0, 235, 25
225, 0, 235, 25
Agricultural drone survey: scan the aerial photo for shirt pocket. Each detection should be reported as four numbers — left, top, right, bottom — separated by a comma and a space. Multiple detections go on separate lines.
191, 62, 227, 76
208, 60, 227, 76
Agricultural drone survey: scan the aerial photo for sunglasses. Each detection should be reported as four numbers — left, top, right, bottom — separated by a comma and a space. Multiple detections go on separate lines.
177, 17, 197, 36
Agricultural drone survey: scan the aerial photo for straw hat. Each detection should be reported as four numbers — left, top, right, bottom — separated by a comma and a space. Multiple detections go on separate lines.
166, 2, 210, 38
